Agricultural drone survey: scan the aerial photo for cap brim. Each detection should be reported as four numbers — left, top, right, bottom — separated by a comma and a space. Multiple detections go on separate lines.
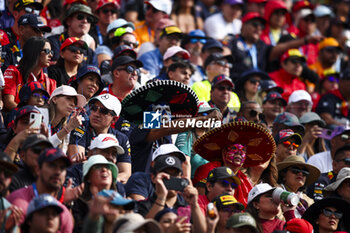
38, 26, 52, 33
324, 177, 350, 191
0, 160, 18, 173
214, 80, 234, 88
277, 161, 320, 186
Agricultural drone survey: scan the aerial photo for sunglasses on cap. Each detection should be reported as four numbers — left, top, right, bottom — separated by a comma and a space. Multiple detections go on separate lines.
41, 49, 54, 55
289, 166, 309, 176
218, 180, 238, 189
90, 104, 115, 116
101, 8, 118, 14
216, 86, 233, 92
76, 13, 94, 23
190, 38, 206, 44
67, 45, 86, 54
282, 140, 299, 150
0, 165, 14, 178
117, 65, 140, 75
24, 7, 40, 15
213, 60, 232, 68
322, 208, 343, 219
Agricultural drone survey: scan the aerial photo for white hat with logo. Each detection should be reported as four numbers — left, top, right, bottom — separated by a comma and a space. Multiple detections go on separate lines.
247, 183, 276, 204
89, 133, 124, 155
152, 144, 186, 162
89, 93, 121, 116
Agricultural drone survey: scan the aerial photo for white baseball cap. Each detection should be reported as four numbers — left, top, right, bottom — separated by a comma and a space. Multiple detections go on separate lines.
288, 90, 313, 105
146, 0, 172, 15
152, 144, 186, 162
247, 183, 276, 204
89, 93, 121, 116
89, 133, 124, 155
163, 46, 190, 61
49, 85, 86, 108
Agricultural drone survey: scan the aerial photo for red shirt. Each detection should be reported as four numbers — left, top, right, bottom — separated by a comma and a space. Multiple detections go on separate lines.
197, 194, 210, 216
234, 170, 253, 207
269, 68, 306, 101
260, 218, 285, 233
100, 84, 123, 102
3, 65, 57, 103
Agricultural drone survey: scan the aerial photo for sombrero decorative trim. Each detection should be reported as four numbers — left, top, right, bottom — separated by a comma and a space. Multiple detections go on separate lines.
121, 80, 199, 124
193, 121, 276, 167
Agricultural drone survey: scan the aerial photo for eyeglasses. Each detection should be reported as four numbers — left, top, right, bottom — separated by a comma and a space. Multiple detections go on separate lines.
249, 79, 261, 85
335, 158, 350, 166
121, 40, 139, 48
213, 60, 233, 68
190, 38, 207, 44
90, 105, 115, 116
249, 21, 264, 29
218, 180, 238, 189
282, 140, 299, 150
76, 13, 94, 23
322, 208, 343, 219
216, 86, 233, 92
117, 65, 140, 75
41, 49, 54, 55
67, 45, 86, 54
32, 93, 48, 101
0, 165, 14, 178
249, 109, 264, 120
327, 76, 339, 83
24, 7, 40, 15
289, 167, 310, 176
101, 8, 118, 14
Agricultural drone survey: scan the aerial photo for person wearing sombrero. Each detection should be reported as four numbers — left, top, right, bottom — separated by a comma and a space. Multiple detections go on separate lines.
302, 197, 350, 233
277, 155, 320, 218
121, 79, 222, 173
193, 121, 276, 206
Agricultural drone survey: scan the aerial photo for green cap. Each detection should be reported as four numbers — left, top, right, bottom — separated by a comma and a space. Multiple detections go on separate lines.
64, 3, 98, 24
225, 213, 258, 233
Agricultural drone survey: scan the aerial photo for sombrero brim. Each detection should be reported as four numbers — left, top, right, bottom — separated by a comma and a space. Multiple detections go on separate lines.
193, 121, 276, 167
121, 80, 199, 124
277, 161, 320, 186
302, 197, 350, 229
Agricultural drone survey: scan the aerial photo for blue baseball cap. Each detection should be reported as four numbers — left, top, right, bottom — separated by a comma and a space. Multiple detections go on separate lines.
26, 194, 63, 217
202, 38, 223, 52
98, 190, 134, 209
187, 29, 207, 44
14, 105, 40, 124
211, 74, 234, 88
19, 81, 49, 105
38, 148, 71, 168
69, 65, 103, 94
263, 91, 287, 106
18, 14, 51, 33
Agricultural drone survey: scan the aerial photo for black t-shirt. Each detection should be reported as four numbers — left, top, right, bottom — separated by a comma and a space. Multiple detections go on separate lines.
307, 171, 336, 201
47, 63, 72, 87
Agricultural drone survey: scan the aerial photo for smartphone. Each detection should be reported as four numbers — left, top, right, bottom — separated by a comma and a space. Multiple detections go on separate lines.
163, 177, 189, 192
177, 206, 191, 223
37, 107, 49, 127
319, 128, 333, 140
29, 112, 42, 131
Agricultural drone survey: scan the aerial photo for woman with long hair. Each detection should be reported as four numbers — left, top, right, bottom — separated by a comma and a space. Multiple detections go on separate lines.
246, 155, 279, 187
3, 36, 56, 110
171, 0, 203, 33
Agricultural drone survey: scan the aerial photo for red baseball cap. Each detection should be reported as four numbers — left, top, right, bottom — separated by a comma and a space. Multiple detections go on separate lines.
280, 49, 306, 63
286, 218, 313, 233
60, 37, 88, 51
192, 161, 221, 187
96, 0, 120, 11
292, 0, 314, 12
242, 12, 266, 24
63, 0, 87, 6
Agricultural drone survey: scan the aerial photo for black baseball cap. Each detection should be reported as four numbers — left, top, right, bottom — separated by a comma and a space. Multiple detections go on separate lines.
263, 91, 287, 106
22, 134, 53, 151
111, 55, 143, 71
340, 67, 350, 80
14, 0, 43, 11
153, 155, 183, 174
0, 152, 18, 173
204, 53, 234, 70
206, 166, 240, 185
113, 45, 137, 60
18, 14, 51, 33
38, 148, 71, 167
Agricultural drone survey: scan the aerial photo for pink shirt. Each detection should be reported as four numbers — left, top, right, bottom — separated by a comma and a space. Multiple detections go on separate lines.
7, 185, 73, 233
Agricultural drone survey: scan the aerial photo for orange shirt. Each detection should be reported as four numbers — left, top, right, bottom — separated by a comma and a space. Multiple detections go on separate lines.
134, 21, 154, 45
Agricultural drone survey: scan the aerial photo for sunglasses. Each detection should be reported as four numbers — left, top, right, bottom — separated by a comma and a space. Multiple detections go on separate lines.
219, 180, 238, 189
101, 8, 118, 14
322, 208, 343, 219
289, 167, 309, 176
216, 86, 233, 92
249, 21, 264, 29
76, 13, 94, 23
41, 49, 54, 55
67, 45, 86, 54
249, 79, 261, 85
249, 109, 264, 120
24, 7, 40, 15
0, 165, 14, 178
214, 60, 233, 68
282, 140, 299, 150
90, 105, 115, 116
335, 158, 350, 166
92, 164, 111, 171
221, 207, 241, 214
117, 65, 140, 75
121, 40, 139, 48
190, 38, 207, 44
32, 93, 48, 101
289, 58, 303, 65
31, 146, 45, 154
327, 76, 339, 83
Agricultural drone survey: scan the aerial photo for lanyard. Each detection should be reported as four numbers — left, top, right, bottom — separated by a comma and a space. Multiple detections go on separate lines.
239, 38, 258, 69
268, 32, 277, 46
95, 25, 103, 45
32, 183, 39, 197
16, 40, 22, 58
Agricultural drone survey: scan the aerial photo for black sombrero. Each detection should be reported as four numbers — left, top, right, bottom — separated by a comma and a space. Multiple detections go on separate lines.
121, 80, 199, 124
193, 121, 276, 167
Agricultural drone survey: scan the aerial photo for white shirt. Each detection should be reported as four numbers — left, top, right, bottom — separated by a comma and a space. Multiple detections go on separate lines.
204, 13, 241, 40
307, 150, 333, 173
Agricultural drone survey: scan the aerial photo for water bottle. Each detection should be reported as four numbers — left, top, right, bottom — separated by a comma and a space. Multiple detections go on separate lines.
272, 187, 299, 206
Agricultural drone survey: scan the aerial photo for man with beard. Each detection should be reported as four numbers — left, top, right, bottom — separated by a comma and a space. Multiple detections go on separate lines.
0, 152, 22, 233
7, 148, 73, 233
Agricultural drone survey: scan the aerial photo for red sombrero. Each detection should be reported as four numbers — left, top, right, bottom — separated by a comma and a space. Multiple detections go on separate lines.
193, 121, 276, 167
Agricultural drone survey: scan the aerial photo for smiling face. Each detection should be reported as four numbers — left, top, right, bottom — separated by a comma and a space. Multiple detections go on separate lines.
222, 144, 247, 168
77, 74, 100, 100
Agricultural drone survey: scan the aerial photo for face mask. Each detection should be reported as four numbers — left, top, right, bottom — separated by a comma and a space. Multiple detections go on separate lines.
223, 144, 247, 167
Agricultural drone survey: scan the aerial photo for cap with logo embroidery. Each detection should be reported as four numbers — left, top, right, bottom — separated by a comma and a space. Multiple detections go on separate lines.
38, 148, 71, 167
152, 144, 186, 162
60, 37, 88, 51
263, 91, 287, 106
211, 75, 234, 88
274, 129, 302, 145
206, 166, 241, 186
18, 14, 51, 32
247, 183, 276, 204
281, 49, 306, 63
226, 213, 258, 232
89, 93, 121, 116
213, 193, 244, 210
18, 81, 49, 105
26, 194, 63, 217
153, 155, 183, 173
89, 133, 124, 155
159, 25, 182, 38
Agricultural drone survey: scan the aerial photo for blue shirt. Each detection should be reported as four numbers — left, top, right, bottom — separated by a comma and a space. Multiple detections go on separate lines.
124, 172, 154, 198
138, 48, 163, 77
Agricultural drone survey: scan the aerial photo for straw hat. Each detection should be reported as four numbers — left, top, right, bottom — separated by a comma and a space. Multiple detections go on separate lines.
277, 155, 320, 186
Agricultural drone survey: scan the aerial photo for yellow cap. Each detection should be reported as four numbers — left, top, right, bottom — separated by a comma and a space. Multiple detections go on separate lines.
318, 37, 340, 51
